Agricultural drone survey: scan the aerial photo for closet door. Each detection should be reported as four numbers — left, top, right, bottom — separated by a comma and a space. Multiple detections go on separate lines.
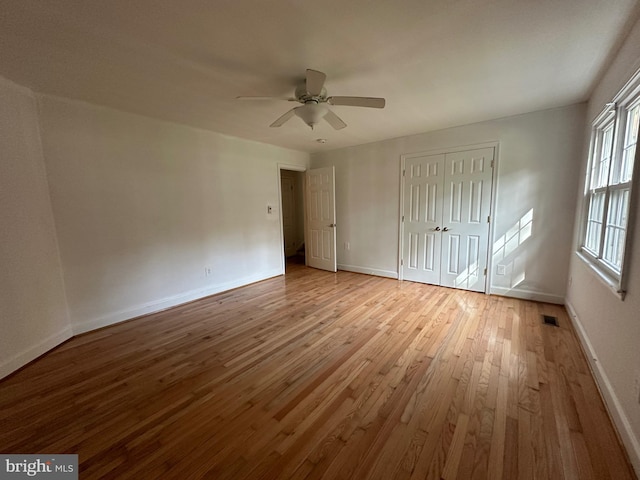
401, 147, 494, 292
402, 154, 444, 284
440, 148, 494, 292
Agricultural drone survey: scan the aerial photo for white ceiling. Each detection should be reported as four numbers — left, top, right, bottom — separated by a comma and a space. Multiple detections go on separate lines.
1, 0, 638, 153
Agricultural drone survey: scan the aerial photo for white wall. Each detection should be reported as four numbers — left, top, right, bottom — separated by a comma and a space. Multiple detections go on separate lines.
37, 95, 308, 333
566, 15, 640, 473
311, 104, 586, 302
0, 78, 71, 378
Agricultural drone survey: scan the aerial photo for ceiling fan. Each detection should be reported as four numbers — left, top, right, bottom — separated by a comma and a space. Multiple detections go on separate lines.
237, 69, 386, 130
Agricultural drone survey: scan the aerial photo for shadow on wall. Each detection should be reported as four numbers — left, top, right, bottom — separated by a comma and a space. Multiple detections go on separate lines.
492, 208, 534, 289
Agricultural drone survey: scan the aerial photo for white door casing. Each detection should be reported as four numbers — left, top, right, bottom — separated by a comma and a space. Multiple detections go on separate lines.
306, 166, 337, 272
401, 147, 495, 292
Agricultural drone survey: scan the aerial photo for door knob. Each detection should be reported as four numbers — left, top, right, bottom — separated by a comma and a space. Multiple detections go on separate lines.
434, 226, 441, 231
328, 223, 336, 228
443, 227, 450, 232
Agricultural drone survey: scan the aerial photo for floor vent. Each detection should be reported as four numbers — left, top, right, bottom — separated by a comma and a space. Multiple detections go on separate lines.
542, 314, 559, 327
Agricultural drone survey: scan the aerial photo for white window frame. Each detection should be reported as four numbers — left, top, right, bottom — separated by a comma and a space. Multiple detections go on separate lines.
579, 68, 640, 300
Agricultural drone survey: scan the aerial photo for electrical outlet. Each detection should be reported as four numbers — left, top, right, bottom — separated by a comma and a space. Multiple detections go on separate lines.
497, 264, 506, 275
345, 242, 350, 250
205, 267, 212, 277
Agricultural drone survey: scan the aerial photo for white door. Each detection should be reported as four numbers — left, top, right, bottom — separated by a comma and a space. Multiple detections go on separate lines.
306, 166, 337, 272
440, 148, 494, 292
401, 147, 494, 292
403, 153, 444, 284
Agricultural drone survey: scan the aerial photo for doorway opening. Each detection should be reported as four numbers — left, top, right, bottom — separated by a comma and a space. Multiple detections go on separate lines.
278, 166, 306, 273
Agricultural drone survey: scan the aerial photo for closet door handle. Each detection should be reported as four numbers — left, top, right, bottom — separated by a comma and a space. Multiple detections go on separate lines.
434, 226, 441, 231
443, 227, 450, 232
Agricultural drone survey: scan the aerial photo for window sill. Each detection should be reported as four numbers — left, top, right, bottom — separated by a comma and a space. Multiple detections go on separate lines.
575, 251, 626, 300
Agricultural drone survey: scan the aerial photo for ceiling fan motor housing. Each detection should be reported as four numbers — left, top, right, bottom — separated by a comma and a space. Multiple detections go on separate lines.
295, 84, 327, 103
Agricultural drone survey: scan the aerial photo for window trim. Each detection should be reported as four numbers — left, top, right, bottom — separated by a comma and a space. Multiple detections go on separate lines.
578, 67, 640, 300
581, 107, 616, 261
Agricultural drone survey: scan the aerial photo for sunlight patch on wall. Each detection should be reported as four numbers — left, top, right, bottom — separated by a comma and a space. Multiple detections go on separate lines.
493, 208, 533, 288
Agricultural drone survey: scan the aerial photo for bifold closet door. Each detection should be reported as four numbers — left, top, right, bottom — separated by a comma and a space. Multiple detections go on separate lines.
402, 147, 494, 292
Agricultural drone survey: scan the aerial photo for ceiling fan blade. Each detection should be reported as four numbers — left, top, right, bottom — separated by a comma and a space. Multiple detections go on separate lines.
236, 96, 296, 101
328, 96, 386, 108
306, 69, 326, 96
324, 109, 347, 130
270, 108, 297, 127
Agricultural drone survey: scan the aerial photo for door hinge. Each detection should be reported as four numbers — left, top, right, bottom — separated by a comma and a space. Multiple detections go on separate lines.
487, 215, 491, 223
401, 259, 404, 266
484, 268, 487, 276
402, 169, 406, 177
402, 215, 405, 222
491, 160, 494, 168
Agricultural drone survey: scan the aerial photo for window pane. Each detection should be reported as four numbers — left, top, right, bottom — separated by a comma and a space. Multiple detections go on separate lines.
626, 103, 639, 147
591, 124, 614, 188
620, 146, 635, 184
585, 192, 605, 253
618, 104, 639, 184
603, 188, 630, 270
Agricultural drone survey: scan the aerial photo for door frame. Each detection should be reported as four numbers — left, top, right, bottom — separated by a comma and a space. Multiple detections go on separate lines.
398, 141, 500, 293
277, 163, 307, 275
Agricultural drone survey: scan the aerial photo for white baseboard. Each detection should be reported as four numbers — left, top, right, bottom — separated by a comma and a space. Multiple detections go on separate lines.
0, 326, 73, 380
490, 286, 564, 304
72, 269, 283, 335
337, 264, 398, 279
565, 300, 640, 476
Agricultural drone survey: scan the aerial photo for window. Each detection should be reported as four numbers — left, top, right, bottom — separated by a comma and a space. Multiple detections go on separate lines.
580, 70, 640, 298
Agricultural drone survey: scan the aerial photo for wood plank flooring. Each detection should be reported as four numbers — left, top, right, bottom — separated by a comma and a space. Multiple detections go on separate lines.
0, 263, 636, 479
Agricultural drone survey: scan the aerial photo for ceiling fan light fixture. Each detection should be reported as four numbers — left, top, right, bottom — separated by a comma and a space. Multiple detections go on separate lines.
295, 103, 328, 129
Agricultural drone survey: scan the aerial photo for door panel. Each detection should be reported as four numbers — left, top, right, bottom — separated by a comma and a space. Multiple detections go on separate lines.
449, 180, 463, 223
447, 234, 461, 274
306, 167, 337, 272
402, 154, 444, 284
469, 180, 483, 223
440, 148, 494, 292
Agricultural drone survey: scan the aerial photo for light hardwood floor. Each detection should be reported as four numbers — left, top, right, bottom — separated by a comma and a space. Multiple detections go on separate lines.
0, 263, 636, 479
